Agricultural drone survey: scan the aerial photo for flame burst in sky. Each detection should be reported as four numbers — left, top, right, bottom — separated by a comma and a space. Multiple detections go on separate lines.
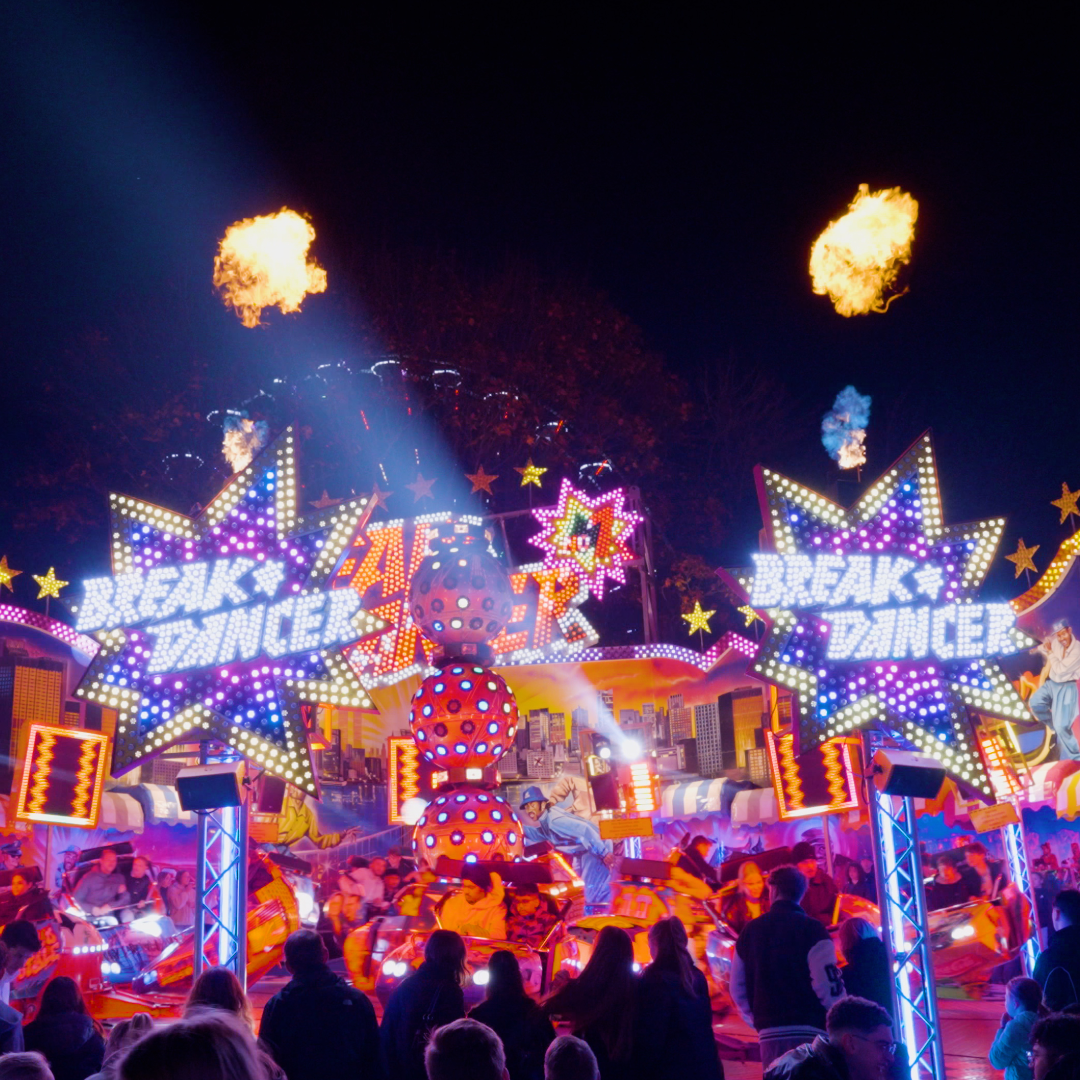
213, 209, 327, 328
222, 415, 269, 473
809, 185, 918, 316
822, 385, 871, 469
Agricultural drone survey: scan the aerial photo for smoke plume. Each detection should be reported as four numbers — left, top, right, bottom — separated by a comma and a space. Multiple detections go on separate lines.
821, 385, 871, 469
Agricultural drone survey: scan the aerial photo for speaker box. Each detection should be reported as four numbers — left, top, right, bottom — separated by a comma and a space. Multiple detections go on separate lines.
176, 762, 243, 811
255, 774, 287, 814
871, 749, 946, 799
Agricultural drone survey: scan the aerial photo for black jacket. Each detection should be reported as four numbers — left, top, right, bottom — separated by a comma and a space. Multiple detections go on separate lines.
1033, 923, 1080, 1011
636, 965, 723, 1080
260, 965, 381, 1080
23, 1012, 105, 1080
469, 995, 555, 1080
764, 1036, 850, 1080
380, 962, 466, 1080
841, 937, 893, 1017
732, 898, 844, 1037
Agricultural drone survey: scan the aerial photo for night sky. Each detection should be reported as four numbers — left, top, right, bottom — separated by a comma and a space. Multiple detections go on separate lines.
2, 5, 1077, 611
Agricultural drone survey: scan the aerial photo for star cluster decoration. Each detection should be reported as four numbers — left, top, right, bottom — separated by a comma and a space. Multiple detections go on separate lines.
0, 556, 21, 592
682, 600, 716, 635
34, 567, 68, 600
528, 478, 641, 599
1006, 538, 1039, 577
1052, 483, 1080, 525
742, 433, 1032, 798
74, 427, 386, 796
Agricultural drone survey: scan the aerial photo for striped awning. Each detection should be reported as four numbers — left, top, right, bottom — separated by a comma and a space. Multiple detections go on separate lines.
660, 779, 728, 818
98, 791, 145, 834
1056, 771, 1080, 821
127, 784, 197, 827
730, 787, 779, 827
659, 780, 778, 826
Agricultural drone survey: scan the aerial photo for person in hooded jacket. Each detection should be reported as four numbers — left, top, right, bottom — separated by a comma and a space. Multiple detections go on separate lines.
380, 930, 468, 1080
259, 930, 380, 1080
469, 950, 555, 1080
22, 976, 105, 1080
636, 917, 723, 1080
837, 919, 892, 1016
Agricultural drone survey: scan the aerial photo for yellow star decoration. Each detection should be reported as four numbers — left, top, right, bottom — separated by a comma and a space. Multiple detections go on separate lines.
0, 556, 21, 592
1005, 538, 1039, 578
515, 458, 548, 488
33, 567, 68, 600
738, 604, 763, 627
1052, 482, 1080, 525
682, 600, 716, 635
466, 465, 499, 495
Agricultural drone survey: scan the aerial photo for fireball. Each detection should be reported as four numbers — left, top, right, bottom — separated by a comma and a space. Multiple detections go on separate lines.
213, 208, 327, 328
809, 185, 918, 316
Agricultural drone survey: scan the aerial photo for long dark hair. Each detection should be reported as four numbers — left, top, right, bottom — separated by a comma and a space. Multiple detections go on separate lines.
544, 925, 636, 1061
485, 950, 528, 1002
646, 917, 697, 997
38, 975, 89, 1017
424, 929, 468, 985
186, 967, 253, 1030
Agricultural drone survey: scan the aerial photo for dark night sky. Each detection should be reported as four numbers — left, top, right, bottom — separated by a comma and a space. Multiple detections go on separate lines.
1, 4, 1077, 606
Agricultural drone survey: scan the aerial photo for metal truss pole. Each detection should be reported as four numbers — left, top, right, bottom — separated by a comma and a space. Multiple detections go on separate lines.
1002, 803, 1040, 974
866, 742, 945, 1080
193, 744, 250, 987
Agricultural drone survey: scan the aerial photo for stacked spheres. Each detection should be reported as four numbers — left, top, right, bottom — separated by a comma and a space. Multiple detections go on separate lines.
407, 522, 525, 866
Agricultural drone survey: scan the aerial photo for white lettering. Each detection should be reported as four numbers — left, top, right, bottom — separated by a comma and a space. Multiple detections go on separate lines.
853, 609, 897, 660
110, 571, 145, 626
178, 612, 229, 670
931, 605, 956, 660
871, 556, 915, 606
824, 610, 873, 659
263, 597, 296, 657
783, 555, 815, 608
750, 554, 786, 607
828, 556, 874, 607
321, 589, 362, 648
217, 605, 267, 665
985, 603, 1017, 655
146, 619, 199, 674
137, 566, 180, 622
201, 557, 255, 611
77, 577, 115, 631
892, 606, 930, 659
156, 562, 209, 620
289, 594, 326, 653
955, 603, 985, 657
809, 554, 845, 605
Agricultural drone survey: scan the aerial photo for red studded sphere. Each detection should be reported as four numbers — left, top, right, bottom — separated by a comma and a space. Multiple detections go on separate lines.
412, 787, 525, 868
408, 536, 515, 650
410, 666, 518, 771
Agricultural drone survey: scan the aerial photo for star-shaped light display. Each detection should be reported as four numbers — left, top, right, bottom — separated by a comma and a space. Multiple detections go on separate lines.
466, 466, 499, 496
515, 459, 548, 488
368, 482, 392, 511
1005, 538, 1039, 578
738, 604, 763, 627
528, 478, 642, 600
310, 490, 341, 509
73, 428, 386, 796
0, 556, 21, 593
34, 567, 68, 600
1052, 483, 1080, 525
743, 433, 1032, 798
405, 472, 437, 502
682, 600, 716, 635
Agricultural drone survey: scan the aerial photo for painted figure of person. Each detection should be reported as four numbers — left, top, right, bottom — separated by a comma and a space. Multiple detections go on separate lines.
1029, 618, 1080, 760
519, 786, 613, 914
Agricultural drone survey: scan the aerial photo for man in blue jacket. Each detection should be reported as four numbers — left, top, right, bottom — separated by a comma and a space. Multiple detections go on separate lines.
520, 786, 613, 914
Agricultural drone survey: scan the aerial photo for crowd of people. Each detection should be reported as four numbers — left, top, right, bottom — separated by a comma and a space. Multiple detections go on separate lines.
317, 853, 562, 957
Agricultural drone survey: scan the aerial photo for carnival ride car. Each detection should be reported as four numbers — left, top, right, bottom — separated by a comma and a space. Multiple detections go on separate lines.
344, 850, 581, 1007
130, 850, 317, 996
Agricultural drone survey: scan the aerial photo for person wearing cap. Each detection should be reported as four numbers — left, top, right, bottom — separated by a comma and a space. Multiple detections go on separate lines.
440, 865, 507, 939
1029, 618, 1080, 760
520, 786, 613, 915
792, 842, 839, 927
52, 848, 82, 900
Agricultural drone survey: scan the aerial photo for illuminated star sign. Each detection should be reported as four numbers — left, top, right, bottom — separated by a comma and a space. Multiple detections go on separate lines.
34, 567, 68, 600
682, 600, 716, 635
73, 427, 386, 797
745, 432, 1032, 798
1051, 483, 1080, 525
528, 478, 642, 599
0, 556, 21, 592
1005, 538, 1039, 578
515, 458, 548, 488
466, 466, 499, 496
